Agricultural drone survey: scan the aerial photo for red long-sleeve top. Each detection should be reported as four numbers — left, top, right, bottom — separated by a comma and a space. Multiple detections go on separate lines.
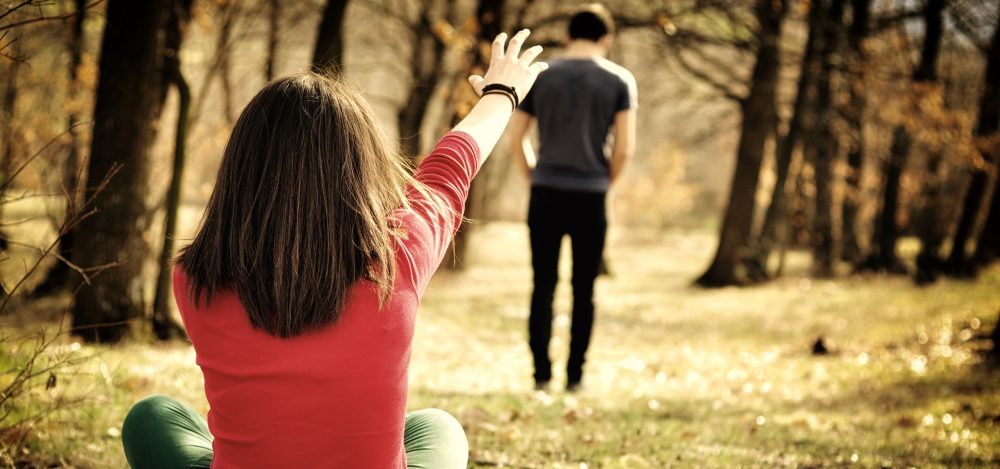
175, 132, 480, 468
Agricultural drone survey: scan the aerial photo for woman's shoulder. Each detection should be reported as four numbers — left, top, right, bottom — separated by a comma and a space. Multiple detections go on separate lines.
172, 264, 188, 287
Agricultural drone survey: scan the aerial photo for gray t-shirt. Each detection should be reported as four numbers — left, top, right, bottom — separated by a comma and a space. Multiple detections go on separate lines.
518, 57, 637, 193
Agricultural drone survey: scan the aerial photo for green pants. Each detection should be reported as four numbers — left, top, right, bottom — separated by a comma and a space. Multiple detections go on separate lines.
121, 395, 468, 469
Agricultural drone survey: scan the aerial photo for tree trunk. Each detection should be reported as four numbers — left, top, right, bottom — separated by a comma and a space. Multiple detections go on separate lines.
946, 14, 1000, 275
397, 2, 449, 158
869, 126, 909, 273
811, 0, 845, 278
858, 0, 944, 274
696, 0, 788, 287
777, 144, 812, 276
151, 0, 193, 341
397, 86, 436, 158
0, 39, 20, 257
446, 0, 505, 269
945, 161, 992, 275
839, 0, 871, 263
218, 8, 236, 123
32, 0, 89, 297
71, 0, 170, 343
750, 0, 824, 279
913, 150, 948, 283
151, 65, 190, 341
973, 172, 1000, 266
312, 0, 349, 74
989, 312, 1000, 364
915, 1, 966, 282
265, 0, 281, 81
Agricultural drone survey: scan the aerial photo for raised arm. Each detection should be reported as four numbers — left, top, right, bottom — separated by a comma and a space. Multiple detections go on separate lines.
399, 30, 547, 290
508, 110, 536, 179
454, 29, 548, 163
609, 108, 636, 185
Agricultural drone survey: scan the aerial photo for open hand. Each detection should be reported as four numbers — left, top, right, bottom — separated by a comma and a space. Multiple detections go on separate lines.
468, 29, 548, 101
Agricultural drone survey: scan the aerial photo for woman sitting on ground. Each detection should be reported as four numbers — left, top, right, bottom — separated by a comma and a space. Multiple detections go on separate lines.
120, 30, 546, 469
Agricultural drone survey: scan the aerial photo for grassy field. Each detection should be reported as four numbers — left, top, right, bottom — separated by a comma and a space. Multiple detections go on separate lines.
2, 222, 999, 468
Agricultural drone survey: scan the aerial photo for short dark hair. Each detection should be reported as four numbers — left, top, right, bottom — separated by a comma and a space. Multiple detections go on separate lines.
568, 4, 614, 41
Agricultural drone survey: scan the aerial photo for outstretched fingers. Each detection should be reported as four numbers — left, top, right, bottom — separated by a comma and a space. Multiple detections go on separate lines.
506, 29, 530, 59
492, 32, 508, 61
520, 45, 543, 65
473, 30, 544, 98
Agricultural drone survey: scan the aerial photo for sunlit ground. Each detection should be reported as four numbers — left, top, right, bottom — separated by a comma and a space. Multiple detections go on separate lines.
2, 221, 999, 468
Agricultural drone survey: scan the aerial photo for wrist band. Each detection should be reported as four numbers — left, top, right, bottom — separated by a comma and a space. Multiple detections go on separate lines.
481, 83, 519, 108
482, 90, 516, 111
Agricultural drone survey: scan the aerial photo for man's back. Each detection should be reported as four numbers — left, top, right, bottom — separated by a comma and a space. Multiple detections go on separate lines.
508, 3, 636, 391
520, 57, 637, 192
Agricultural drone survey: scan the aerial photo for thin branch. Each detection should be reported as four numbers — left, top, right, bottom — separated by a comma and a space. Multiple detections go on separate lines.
0, 215, 46, 226
0, 190, 77, 204
0, 163, 120, 311
0, 30, 24, 62
0, 126, 72, 192
469, 459, 535, 469
948, 1, 992, 54
3, 236, 114, 286
683, 43, 749, 89
872, 8, 925, 33
189, 0, 243, 126
0, 1, 34, 24
669, 47, 744, 102
0, 0, 102, 32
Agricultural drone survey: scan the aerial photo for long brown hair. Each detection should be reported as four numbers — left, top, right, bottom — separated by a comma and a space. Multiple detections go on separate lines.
178, 72, 419, 338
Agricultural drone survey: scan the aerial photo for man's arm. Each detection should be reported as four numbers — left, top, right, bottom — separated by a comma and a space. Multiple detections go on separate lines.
509, 110, 536, 179
609, 108, 636, 185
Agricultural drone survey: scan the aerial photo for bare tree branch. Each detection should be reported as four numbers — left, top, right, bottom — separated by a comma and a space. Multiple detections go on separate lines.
0, 0, 103, 32
948, 0, 996, 53
0, 126, 74, 193
0, 160, 121, 310
669, 46, 744, 102
0, 0, 35, 24
872, 8, 925, 33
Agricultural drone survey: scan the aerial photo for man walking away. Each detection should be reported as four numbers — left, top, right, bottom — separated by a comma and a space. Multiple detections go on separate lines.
508, 3, 637, 392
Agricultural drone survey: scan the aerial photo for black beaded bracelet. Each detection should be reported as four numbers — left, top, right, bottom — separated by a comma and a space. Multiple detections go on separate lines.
482, 90, 517, 111
481, 83, 519, 108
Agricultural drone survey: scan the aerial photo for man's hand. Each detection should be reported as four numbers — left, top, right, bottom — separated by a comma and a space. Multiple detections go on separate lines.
509, 110, 536, 181
609, 109, 635, 185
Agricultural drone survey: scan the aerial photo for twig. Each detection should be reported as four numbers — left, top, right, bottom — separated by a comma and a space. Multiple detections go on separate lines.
1, 189, 81, 204
948, 0, 993, 54
0, 0, 102, 32
3, 238, 119, 285
0, 163, 121, 311
0, 215, 45, 226
0, 1, 34, 24
0, 126, 75, 193
669, 47, 744, 102
871, 8, 926, 33
469, 460, 535, 469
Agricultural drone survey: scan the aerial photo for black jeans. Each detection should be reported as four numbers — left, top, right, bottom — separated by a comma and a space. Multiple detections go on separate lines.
527, 186, 607, 385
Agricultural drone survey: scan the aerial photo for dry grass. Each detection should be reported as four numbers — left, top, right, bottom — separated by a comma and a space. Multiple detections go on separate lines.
2, 222, 999, 468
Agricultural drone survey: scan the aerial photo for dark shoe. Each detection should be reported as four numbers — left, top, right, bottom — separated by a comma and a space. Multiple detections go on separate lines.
534, 380, 550, 391
565, 381, 582, 393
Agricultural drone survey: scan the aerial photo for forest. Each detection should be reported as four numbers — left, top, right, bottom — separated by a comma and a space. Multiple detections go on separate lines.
1, 0, 998, 467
